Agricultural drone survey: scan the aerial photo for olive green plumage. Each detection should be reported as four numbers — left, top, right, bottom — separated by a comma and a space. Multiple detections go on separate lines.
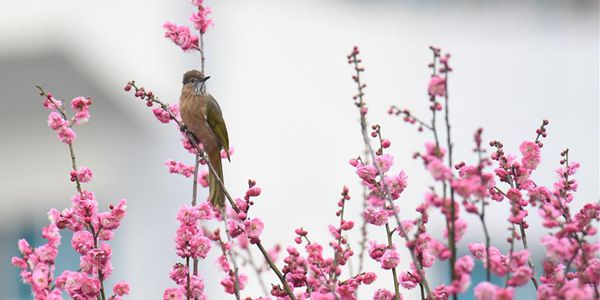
180, 70, 230, 208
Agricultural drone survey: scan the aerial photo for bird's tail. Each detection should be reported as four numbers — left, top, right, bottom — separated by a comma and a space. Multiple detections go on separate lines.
208, 150, 225, 208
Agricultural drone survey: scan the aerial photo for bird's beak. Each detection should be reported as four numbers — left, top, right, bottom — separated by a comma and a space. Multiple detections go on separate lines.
201, 76, 211, 82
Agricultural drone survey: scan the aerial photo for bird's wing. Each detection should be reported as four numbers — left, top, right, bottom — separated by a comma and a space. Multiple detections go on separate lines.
206, 94, 230, 161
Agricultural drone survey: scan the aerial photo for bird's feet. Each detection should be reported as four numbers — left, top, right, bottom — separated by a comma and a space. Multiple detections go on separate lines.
180, 125, 188, 132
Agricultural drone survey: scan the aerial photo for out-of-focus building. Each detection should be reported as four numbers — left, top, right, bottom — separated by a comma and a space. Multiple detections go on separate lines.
0, 0, 597, 299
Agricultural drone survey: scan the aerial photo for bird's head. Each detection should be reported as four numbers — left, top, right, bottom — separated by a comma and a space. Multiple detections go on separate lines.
183, 69, 210, 95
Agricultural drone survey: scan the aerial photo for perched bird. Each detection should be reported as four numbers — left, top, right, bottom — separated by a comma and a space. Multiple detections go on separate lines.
179, 70, 230, 208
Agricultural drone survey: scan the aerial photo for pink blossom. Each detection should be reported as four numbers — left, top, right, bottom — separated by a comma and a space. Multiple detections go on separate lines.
163, 21, 199, 51
43, 94, 62, 110
74, 108, 91, 124
363, 207, 391, 226
356, 164, 378, 182
198, 169, 209, 187
428, 75, 446, 97
190, 6, 213, 34
380, 249, 400, 270
165, 160, 195, 178
190, 234, 212, 259
474, 282, 497, 300
385, 171, 408, 200
221, 146, 235, 159
189, 275, 206, 298
368, 241, 387, 261
427, 159, 452, 181
71, 167, 93, 183
375, 154, 394, 173
71, 230, 94, 255
455, 255, 474, 274
221, 274, 248, 294
113, 281, 130, 296
164, 287, 184, 300
169, 263, 188, 285
494, 287, 514, 300
153, 104, 179, 124
311, 292, 336, 300
373, 289, 396, 300
507, 265, 532, 287
177, 205, 200, 225
57, 126, 77, 144
48, 112, 68, 129
244, 218, 264, 240
363, 272, 377, 284
433, 284, 451, 300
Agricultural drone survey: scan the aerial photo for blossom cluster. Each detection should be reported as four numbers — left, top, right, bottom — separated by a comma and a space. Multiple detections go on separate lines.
163, 0, 213, 52
13, 88, 129, 300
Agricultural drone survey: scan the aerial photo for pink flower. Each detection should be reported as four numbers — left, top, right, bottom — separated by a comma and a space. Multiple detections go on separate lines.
71, 96, 92, 111
71, 230, 94, 255
427, 159, 452, 181
245, 186, 262, 198
507, 265, 532, 287
164, 287, 184, 300
375, 154, 394, 173
190, 234, 212, 259
177, 205, 200, 225
244, 218, 264, 240
57, 126, 77, 144
428, 75, 446, 97
190, 6, 213, 34
474, 282, 496, 300
363, 207, 391, 226
43, 94, 62, 110
169, 263, 188, 285
163, 22, 199, 51
48, 112, 68, 130
221, 274, 248, 294
363, 272, 377, 284
311, 292, 336, 300
71, 167, 93, 183
153, 104, 179, 124
455, 255, 474, 274
373, 289, 396, 300
386, 171, 408, 200
494, 287, 514, 300
380, 249, 400, 270
519, 141, 540, 158
368, 241, 387, 261
165, 160, 195, 178
74, 108, 91, 124
198, 169, 209, 187
189, 275, 206, 298
356, 164, 378, 182
433, 284, 451, 300
113, 281, 130, 296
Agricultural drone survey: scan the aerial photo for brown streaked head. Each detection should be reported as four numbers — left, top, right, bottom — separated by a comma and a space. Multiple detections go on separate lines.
182, 70, 209, 85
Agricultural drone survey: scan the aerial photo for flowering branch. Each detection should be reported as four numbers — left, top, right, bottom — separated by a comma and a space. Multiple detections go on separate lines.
12, 86, 128, 300
348, 46, 433, 299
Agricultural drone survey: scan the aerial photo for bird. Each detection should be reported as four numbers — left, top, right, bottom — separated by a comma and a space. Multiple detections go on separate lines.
179, 69, 230, 208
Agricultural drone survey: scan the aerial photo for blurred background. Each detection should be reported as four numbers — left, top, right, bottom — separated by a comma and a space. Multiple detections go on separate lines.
0, 0, 597, 299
